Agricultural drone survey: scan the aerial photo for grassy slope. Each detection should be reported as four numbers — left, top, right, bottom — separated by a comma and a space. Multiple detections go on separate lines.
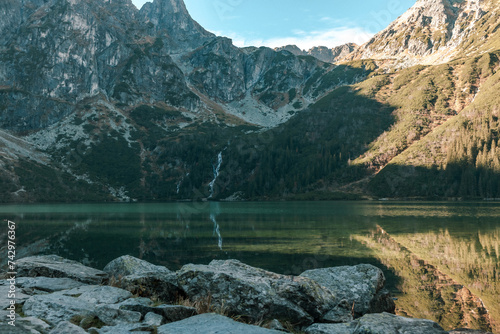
369, 52, 500, 198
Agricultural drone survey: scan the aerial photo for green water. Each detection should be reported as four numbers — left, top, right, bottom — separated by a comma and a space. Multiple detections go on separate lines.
1, 201, 499, 331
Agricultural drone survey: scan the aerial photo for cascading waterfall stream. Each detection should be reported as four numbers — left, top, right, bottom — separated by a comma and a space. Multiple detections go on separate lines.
208, 151, 223, 199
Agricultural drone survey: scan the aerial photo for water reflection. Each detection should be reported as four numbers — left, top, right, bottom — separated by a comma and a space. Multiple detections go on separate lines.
209, 202, 223, 250
355, 224, 499, 332
0, 202, 499, 332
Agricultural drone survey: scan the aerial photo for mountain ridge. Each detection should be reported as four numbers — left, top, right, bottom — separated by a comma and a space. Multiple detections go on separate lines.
344, 0, 500, 67
0, 0, 499, 205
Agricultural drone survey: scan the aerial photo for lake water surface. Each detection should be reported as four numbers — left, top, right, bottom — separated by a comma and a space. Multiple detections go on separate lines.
1, 201, 499, 332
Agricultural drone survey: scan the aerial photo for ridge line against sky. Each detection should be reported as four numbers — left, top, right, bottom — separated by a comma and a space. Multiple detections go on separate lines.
131, 0, 417, 50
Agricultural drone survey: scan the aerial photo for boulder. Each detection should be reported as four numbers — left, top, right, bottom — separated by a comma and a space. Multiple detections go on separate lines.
304, 313, 447, 334
103, 255, 171, 279
118, 301, 197, 322
355, 313, 447, 334
95, 305, 142, 326
144, 312, 165, 326
57, 285, 132, 304
305, 322, 357, 334
118, 272, 183, 303
0, 319, 46, 334
177, 259, 336, 326
154, 305, 198, 323
267, 319, 288, 332
16, 255, 108, 285
157, 313, 284, 334
2, 316, 51, 334
0, 282, 31, 309
88, 323, 154, 333
22, 293, 95, 325
17, 277, 87, 293
49, 321, 87, 334
300, 264, 395, 317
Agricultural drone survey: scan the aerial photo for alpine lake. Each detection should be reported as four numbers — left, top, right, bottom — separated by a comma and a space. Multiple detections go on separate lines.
1, 201, 499, 332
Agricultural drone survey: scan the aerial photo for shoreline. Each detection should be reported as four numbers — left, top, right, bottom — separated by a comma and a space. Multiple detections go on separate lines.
0, 254, 494, 334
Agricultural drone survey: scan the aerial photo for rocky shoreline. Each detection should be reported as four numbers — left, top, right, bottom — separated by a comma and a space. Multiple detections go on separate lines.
0, 255, 493, 333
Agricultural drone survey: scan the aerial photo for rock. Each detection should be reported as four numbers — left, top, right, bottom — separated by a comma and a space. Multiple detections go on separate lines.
267, 319, 288, 332
157, 313, 284, 334
95, 305, 142, 326
88, 323, 154, 334
177, 259, 336, 326
49, 321, 87, 334
16, 255, 108, 285
320, 299, 353, 323
0, 283, 31, 309
144, 311, 164, 326
11, 316, 51, 334
17, 277, 87, 293
118, 272, 183, 303
154, 305, 197, 323
355, 312, 447, 334
305, 322, 357, 334
57, 285, 132, 304
300, 264, 395, 318
22, 293, 95, 325
0, 322, 38, 334
103, 255, 171, 279
305, 313, 447, 334
118, 302, 197, 322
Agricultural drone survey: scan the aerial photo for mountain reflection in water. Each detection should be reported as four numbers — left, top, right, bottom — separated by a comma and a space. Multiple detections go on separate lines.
0, 201, 498, 332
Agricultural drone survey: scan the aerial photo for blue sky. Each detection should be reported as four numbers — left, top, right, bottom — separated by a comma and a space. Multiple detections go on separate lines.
131, 0, 417, 50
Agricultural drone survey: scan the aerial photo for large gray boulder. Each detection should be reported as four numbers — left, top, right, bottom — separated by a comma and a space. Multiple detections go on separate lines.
157, 313, 283, 334
95, 305, 142, 326
0, 282, 31, 309
22, 293, 95, 325
49, 321, 88, 334
88, 323, 155, 334
16, 255, 108, 285
56, 285, 133, 305
104, 255, 182, 303
16, 277, 87, 293
177, 259, 337, 326
116, 299, 197, 322
305, 312, 447, 334
355, 313, 447, 334
300, 264, 395, 318
103, 255, 171, 279
305, 322, 357, 334
0, 313, 50, 333
118, 272, 183, 303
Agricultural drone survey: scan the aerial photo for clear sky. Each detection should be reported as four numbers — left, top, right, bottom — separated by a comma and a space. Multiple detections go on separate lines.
131, 0, 417, 50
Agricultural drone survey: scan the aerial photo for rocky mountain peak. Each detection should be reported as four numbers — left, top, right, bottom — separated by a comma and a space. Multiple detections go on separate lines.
274, 43, 357, 63
345, 0, 496, 67
139, 0, 214, 51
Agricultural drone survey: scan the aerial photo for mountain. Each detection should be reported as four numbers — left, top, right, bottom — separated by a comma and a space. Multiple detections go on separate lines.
0, 0, 499, 204
346, 0, 500, 67
275, 43, 357, 63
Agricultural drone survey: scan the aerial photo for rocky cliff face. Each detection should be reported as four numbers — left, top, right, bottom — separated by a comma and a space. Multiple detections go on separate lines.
346, 0, 499, 66
139, 0, 214, 52
275, 43, 357, 63
0, 0, 344, 133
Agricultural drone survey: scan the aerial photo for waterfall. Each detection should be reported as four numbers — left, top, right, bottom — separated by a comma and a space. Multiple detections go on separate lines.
176, 173, 189, 195
176, 179, 182, 194
208, 151, 223, 199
